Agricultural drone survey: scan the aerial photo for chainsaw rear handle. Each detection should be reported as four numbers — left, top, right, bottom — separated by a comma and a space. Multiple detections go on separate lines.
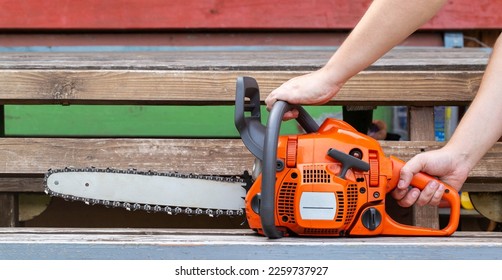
385, 157, 460, 236
235, 76, 319, 161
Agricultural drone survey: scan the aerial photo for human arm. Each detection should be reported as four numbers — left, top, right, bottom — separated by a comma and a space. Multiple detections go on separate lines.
265, 0, 447, 118
394, 34, 502, 207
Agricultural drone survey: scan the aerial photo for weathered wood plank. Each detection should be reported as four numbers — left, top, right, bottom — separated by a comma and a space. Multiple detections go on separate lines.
0, 138, 253, 176
0, 193, 18, 226
0, 70, 483, 106
0, 48, 490, 70
0, 228, 500, 260
0, 178, 45, 192
0, 138, 501, 179
0, 32, 444, 49
0, 0, 500, 30
408, 107, 439, 229
0, 49, 488, 105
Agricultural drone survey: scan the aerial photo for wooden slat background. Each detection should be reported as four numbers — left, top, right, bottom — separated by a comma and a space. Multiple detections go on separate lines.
1, 139, 501, 190
0, 48, 490, 70
0, 48, 490, 105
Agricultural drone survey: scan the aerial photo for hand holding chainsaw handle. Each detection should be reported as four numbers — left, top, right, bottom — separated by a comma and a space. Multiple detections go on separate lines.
236, 76, 320, 239
386, 157, 460, 236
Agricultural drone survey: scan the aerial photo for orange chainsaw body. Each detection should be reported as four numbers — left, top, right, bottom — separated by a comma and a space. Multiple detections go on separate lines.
244, 118, 460, 237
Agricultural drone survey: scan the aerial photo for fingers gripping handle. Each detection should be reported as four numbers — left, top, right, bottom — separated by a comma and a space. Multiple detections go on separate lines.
385, 157, 460, 236
235, 76, 319, 161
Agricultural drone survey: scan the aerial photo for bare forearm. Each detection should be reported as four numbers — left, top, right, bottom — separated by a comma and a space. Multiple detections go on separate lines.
324, 0, 447, 86
445, 35, 502, 171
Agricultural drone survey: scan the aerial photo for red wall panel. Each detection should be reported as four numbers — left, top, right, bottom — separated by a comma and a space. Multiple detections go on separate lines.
0, 0, 500, 30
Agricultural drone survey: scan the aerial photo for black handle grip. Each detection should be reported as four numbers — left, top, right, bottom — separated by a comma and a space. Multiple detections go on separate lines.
235, 76, 319, 161
261, 100, 291, 239
235, 76, 266, 160
327, 148, 370, 179
235, 76, 320, 239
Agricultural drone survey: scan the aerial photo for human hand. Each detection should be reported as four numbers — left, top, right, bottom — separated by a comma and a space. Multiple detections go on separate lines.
265, 68, 343, 120
391, 148, 469, 207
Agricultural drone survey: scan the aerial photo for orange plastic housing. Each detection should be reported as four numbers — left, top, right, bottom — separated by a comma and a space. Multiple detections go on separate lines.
245, 118, 460, 237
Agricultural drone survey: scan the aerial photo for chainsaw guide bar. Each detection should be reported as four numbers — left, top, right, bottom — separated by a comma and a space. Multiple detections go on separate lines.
44, 167, 248, 218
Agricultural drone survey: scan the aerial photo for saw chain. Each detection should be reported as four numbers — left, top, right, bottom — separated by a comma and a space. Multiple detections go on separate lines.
44, 167, 249, 218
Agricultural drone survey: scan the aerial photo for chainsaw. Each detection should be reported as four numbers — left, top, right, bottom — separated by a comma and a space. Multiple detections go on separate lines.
44, 76, 460, 239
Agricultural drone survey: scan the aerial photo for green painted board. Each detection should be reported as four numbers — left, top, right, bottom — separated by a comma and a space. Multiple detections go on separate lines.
4, 105, 392, 137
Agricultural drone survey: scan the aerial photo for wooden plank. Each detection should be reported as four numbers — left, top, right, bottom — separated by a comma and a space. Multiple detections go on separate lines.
0, 0, 500, 30
0, 228, 500, 260
0, 48, 491, 70
0, 138, 253, 176
0, 193, 18, 226
0, 178, 44, 192
0, 49, 488, 105
408, 107, 439, 229
0, 32, 444, 48
0, 70, 483, 106
463, 183, 502, 192
0, 138, 502, 179
408, 107, 436, 142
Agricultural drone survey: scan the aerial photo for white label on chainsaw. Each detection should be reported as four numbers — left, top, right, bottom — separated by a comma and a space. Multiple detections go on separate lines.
299, 192, 336, 220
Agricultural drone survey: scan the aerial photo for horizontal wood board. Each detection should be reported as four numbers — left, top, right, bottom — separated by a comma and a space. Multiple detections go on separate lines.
0, 228, 500, 260
0, 48, 490, 70
0, 48, 490, 106
0, 138, 501, 179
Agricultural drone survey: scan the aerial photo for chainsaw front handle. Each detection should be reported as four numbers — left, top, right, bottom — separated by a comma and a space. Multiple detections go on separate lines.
262, 100, 319, 238
236, 77, 319, 239
260, 100, 290, 238
235, 76, 265, 160
235, 76, 319, 161
385, 157, 460, 236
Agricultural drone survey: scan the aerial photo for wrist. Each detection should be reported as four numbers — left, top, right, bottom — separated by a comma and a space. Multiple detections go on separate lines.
318, 64, 348, 92
442, 142, 476, 175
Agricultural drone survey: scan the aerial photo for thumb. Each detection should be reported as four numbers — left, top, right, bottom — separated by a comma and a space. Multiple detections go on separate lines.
398, 154, 426, 190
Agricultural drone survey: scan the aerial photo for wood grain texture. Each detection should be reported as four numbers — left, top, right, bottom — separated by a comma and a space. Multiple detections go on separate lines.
0, 194, 18, 226
0, 48, 490, 70
0, 228, 501, 260
0, 32, 444, 48
0, 0, 500, 30
408, 107, 439, 229
0, 49, 488, 105
0, 70, 484, 106
0, 138, 501, 178
0, 138, 253, 176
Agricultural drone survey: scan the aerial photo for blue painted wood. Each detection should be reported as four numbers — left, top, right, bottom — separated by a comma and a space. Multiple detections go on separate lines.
1, 243, 502, 260
0, 229, 500, 260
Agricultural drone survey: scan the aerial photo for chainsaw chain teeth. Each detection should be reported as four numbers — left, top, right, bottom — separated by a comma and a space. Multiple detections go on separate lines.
43, 167, 246, 218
